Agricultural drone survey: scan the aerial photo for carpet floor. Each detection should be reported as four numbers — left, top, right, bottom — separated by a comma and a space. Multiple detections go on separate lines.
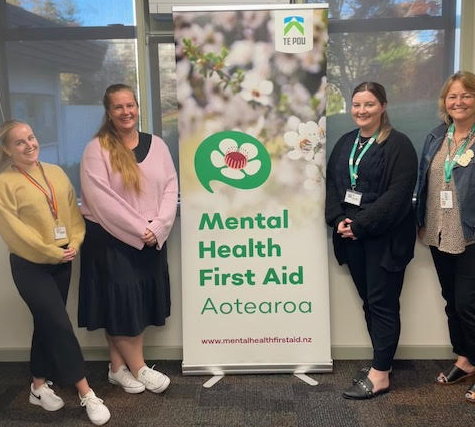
0, 360, 473, 427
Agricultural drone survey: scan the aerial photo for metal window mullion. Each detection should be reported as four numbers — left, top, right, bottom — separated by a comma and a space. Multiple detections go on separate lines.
148, 39, 162, 137
442, 0, 456, 76
3, 26, 136, 41
0, 0, 11, 122
135, 0, 151, 132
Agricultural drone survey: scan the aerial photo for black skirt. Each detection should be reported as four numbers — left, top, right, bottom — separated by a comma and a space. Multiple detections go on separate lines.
78, 218, 171, 336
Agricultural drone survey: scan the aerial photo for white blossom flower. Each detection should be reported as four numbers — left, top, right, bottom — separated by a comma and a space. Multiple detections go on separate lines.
240, 74, 274, 106
285, 118, 325, 161
304, 163, 320, 191
227, 40, 254, 66
286, 115, 302, 131
211, 138, 261, 180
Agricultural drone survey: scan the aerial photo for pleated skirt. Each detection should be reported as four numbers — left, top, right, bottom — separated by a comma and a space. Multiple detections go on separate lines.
78, 218, 171, 336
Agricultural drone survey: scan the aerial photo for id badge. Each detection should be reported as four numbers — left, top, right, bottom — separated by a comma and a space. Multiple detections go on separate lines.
440, 191, 453, 209
54, 226, 67, 240
344, 189, 362, 206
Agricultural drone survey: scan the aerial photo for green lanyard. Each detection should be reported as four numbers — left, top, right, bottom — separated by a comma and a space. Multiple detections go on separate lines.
444, 123, 475, 183
348, 130, 378, 189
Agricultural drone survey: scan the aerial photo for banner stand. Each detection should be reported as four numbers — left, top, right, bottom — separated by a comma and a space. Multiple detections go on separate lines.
174, 3, 332, 377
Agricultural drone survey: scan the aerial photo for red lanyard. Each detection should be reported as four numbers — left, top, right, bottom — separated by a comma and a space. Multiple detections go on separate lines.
15, 162, 58, 220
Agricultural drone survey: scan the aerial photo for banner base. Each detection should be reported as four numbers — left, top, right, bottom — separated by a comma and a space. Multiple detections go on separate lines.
182, 361, 333, 376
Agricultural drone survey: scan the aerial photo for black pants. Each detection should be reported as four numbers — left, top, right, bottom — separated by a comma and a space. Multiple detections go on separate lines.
430, 245, 475, 365
345, 237, 405, 371
10, 254, 85, 385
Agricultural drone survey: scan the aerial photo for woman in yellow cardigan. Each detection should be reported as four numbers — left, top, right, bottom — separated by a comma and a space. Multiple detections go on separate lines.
0, 120, 110, 426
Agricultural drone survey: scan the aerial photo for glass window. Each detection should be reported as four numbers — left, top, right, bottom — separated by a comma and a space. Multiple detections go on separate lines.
6, 0, 135, 27
328, 0, 442, 19
327, 29, 445, 157
305, 0, 443, 19
10, 93, 58, 145
158, 43, 179, 170
2, 0, 138, 194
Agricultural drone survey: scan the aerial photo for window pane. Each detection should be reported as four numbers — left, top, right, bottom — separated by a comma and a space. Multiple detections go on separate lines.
6, 0, 135, 27
327, 29, 444, 157
158, 43, 179, 171
326, 0, 442, 19
10, 93, 57, 145
6, 39, 138, 193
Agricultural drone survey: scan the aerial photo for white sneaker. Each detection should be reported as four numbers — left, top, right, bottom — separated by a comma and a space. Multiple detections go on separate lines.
137, 365, 170, 393
29, 381, 64, 411
108, 364, 145, 394
79, 389, 111, 426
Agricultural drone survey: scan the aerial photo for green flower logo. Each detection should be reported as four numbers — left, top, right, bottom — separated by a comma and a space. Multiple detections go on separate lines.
195, 131, 271, 193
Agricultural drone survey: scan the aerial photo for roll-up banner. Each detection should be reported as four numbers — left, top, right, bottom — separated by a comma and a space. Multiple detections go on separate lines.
173, 3, 331, 375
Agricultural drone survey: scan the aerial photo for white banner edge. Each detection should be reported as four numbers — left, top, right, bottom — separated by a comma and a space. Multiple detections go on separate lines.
172, 4, 328, 13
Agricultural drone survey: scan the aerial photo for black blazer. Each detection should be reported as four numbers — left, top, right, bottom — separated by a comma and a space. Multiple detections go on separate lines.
325, 128, 418, 272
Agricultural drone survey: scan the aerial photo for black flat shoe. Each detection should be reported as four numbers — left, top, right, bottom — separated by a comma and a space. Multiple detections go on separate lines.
352, 367, 370, 383
465, 383, 475, 404
352, 366, 392, 384
436, 364, 475, 385
343, 376, 390, 400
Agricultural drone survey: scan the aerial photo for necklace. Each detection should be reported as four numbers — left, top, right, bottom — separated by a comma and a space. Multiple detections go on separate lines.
358, 138, 369, 149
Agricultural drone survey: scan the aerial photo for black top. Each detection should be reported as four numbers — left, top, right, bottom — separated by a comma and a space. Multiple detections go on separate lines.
133, 132, 152, 163
325, 128, 418, 271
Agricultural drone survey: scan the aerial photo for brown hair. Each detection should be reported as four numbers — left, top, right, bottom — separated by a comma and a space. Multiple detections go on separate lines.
438, 71, 475, 125
0, 119, 28, 171
352, 82, 392, 144
96, 84, 141, 193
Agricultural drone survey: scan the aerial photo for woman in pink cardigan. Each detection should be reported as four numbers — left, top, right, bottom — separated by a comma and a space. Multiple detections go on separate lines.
79, 84, 178, 395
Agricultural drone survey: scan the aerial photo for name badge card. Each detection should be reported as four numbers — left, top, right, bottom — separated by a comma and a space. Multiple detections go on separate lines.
440, 191, 453, 209
54, 226, 67, 240
344, 189, 362, 206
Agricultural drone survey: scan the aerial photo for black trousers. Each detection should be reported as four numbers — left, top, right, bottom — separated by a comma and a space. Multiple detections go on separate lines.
10, 253, 86, 385
344, 237, 405, 371
430, 245, 475, 365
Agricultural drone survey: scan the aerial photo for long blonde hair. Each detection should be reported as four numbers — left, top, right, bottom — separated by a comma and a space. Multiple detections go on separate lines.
96, 84, 141, 193
0, 119, 28, 172
351, 82, 392, 143
438, 71, 475, 125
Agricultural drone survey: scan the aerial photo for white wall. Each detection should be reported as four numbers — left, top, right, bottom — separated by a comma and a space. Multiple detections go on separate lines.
0, 217, 452, 361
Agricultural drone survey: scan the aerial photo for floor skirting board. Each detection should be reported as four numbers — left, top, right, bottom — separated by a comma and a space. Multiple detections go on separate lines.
0, 345, 455, 362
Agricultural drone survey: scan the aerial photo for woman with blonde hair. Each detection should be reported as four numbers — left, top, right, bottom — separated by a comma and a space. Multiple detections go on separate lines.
326, 82, 418, 399
0, 120, 110, 425
79, 84, 178, 394
416, 71, 475, 403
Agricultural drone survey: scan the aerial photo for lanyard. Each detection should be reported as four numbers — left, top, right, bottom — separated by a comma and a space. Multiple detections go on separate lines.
15, 162, 59, 220
444, 123, 475, 183
348, 130, 378, 189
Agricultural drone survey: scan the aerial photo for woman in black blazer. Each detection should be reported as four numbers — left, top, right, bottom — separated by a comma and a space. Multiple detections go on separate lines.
326, 82, 418, 399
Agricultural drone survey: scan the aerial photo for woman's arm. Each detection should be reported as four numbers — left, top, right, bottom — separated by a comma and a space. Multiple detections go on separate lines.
80, 140, 149, 250
57, 167, 86, 252
325, 134, 350, 228
0, 183, 64, 264
146, 139, 178, 249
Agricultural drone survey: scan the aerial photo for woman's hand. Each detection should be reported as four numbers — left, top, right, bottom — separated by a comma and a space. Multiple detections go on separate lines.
61, 247, 77, 263
142, 228, 157, 247
337, 218, 357, 240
